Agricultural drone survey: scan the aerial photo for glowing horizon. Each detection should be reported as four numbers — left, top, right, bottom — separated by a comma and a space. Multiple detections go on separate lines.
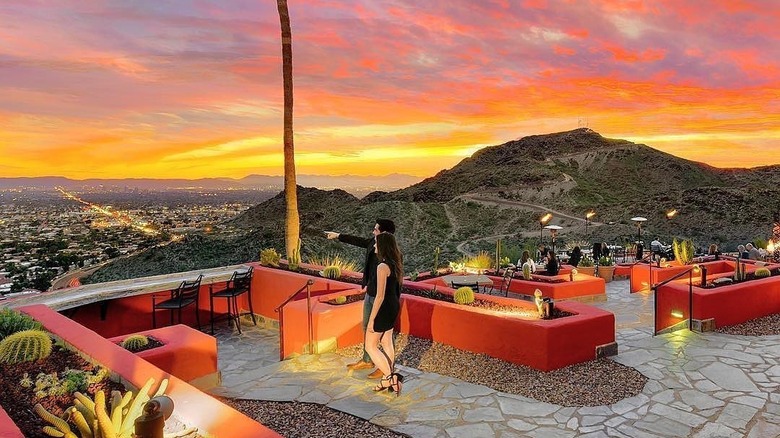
1, 1, 778, 179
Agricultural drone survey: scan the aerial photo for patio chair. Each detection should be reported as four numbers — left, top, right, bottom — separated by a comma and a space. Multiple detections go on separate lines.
152, 274, 203, 330
209, 267, 256, 334
483, 267, 514, 296
450, 281, 480, 293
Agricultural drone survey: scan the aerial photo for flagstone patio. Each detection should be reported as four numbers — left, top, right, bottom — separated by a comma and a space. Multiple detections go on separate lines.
207, 279, 780, 438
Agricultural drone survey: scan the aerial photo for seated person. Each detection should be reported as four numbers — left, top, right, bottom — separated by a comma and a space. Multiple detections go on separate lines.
707, 243, 720, 260
544, 252, 560, 276
568, 246, 582, 267
517, 250, 537, 274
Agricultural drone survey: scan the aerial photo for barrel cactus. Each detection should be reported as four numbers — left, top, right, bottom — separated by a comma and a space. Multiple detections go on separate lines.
754, 267, 771, 278
334, 295, 347, 304
0, 308, 42, 340
322, 265, 341, 279
453, 286, 475, 305
121, 334, 150, 351
0, 329, 52, 364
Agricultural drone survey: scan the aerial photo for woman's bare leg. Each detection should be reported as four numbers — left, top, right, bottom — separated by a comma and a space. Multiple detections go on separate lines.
365, 331, 392, 376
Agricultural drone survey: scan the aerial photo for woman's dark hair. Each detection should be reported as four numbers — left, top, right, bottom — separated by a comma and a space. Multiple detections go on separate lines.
521, 250, 531, 264
572, 246, 581, 254
376, 219, 396, 234
376, 233, 403, 281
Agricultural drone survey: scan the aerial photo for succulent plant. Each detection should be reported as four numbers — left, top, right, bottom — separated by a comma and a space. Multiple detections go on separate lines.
0, 329, 52, 364
0, 308, 42, 341
754, 267, 771, 278
334, 295, 347, 304
322, 265, 341, 279
453, 286, 475, 305
672, 238, 695, 265
121, 334, 150, 352
259, 248, 281, 267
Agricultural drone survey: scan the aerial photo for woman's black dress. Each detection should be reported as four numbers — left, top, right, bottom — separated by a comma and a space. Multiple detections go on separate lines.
372, 262, 401, 332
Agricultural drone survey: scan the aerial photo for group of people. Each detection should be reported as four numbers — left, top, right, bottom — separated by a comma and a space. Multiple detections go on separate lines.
737, 243, 764, 260
325, 219, 404, 396
516, 245, 560, 275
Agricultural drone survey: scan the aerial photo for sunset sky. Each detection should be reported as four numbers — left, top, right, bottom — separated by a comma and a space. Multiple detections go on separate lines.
1, 1, 779, 179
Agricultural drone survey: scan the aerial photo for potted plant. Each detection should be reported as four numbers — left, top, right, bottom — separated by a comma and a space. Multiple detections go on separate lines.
597, 256, 616, 283
577, 256, 596, 276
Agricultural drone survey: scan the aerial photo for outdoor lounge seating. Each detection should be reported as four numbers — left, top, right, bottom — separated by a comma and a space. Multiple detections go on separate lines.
209, 266, 256, 334
152, 274, 203, 330
450, 280, 480, 293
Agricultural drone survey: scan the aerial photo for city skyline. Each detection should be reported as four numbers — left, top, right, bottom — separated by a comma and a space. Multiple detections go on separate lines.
1, 1, 779, 179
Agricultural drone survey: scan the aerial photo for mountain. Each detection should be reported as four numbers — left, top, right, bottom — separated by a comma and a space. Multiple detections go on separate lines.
84, 128, 780, 283
0, 174, 422, 196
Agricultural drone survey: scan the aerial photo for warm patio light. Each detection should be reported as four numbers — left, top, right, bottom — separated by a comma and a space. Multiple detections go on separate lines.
671, 310, 684, 319
539, 213, 553, 245
585, 211, 595, 235
666, 209, 678, 220
134, 395, 175, 438
692, 264, 701, 274
768, 240, 775, 253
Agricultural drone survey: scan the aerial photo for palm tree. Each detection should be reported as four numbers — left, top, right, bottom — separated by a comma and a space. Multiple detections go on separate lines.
276, 0, 300, 264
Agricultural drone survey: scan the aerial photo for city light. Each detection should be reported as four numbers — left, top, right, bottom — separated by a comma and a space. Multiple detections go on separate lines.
56, 187, 160, 235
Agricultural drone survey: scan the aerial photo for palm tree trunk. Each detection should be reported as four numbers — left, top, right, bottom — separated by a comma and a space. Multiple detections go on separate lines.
277, 0, 300, 263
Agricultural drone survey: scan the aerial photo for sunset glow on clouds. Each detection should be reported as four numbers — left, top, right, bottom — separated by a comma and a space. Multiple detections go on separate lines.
1, 0, 779, 179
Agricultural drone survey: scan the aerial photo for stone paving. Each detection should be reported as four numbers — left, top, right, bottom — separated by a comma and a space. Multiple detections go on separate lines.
207, 279, 780, 437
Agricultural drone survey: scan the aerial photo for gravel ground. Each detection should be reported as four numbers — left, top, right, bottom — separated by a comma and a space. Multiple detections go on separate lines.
715, 312, 780, 336
337, 333, 647, 407
221, 399, 409, 438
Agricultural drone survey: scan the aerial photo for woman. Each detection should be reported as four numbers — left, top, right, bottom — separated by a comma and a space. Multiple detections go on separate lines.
708, 243, 720, 260
518, 250, 536, 273
568, 246, 582, 267
366, 233, 404, 396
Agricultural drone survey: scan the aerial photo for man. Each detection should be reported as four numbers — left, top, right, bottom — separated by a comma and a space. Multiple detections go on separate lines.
326, 219, 396, 379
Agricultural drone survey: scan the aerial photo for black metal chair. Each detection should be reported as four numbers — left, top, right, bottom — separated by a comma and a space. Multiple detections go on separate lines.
484, 267, 514, 296
152, 274, 203, 330
450, 281, 480, 293
209, 267, 256, 334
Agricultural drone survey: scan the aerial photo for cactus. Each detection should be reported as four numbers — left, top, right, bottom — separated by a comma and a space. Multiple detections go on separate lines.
120, 334, 149, 352
287, 244, 301, 271
0, 329, 52, 364
0, 308, 42, 340
259, 248, 281, 267
37, 377, 179, 438
453, 286, 475, 305
755, 267, 771, 278
322, 265, 341, 279
734, 258, 746, 281
534, 289, 545, 318
334, 295, 347, 304
432, 247, 441, 274
522, 263, 532, 280
672, 238, 695, 265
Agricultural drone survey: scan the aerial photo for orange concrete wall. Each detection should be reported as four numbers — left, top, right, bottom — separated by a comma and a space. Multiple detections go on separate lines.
19, 305, 280, 438
397, 282, 615, 371
421, 273, 606, 300
630, 260, 737, 293
107, 325, 218, 384
65, 263, 357, 338
280, 289, 365, 358
0, 408, 23, 438
656, 276, 780, 331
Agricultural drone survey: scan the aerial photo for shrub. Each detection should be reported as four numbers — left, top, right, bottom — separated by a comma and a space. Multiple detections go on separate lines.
598, 256, 614, 266
259, 248, 281, 267
754, 267, 771, 278
0, 308, 42, 340
121, 334, 150, 352
308, 253, 358, 273
453, 286, 475, 305
0, 329, 52, 364
321, 265, 341, 279
578, 256, 594, 267
466, 251, 493, 271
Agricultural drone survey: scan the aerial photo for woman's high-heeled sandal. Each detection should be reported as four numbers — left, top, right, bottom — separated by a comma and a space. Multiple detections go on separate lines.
388, 373, 403, 396
372, 375, 393, 392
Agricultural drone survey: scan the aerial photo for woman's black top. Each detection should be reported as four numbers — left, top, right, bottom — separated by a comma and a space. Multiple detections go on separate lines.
546, 257, 560, 275
372, 261, 401, 332
569, 250, 582, 267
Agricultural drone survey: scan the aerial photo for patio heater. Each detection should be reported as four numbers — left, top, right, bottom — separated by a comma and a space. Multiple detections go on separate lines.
539, 213, 552, 246
544, 225, 563, 255
631, 216, 647, 257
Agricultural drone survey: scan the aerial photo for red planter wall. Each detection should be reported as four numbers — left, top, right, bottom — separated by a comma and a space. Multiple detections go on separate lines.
630, 260, 738, 293
15, 305, 280, 438
656, 276, 780, 332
